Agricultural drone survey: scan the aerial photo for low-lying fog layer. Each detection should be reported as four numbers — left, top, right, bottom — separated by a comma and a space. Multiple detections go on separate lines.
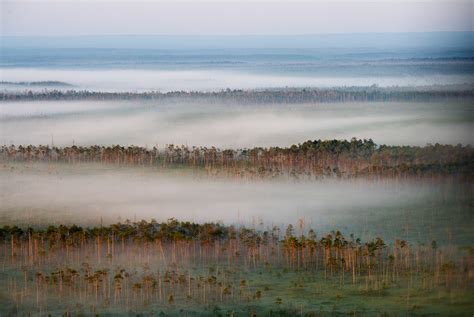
1, 100, 472, 147
2, 68, 474, 92
0, 164, 471, 244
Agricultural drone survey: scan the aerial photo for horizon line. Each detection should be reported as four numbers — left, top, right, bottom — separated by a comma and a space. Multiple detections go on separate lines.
2, 31, 473, 38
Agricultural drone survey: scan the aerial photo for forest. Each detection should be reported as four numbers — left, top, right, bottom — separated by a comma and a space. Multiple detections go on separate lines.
1, 14, 473, 315
2, 86, 474, 103
2, 139, 472, 179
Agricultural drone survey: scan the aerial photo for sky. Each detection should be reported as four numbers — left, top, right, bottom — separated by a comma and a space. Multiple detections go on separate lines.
1, 0, 473, 36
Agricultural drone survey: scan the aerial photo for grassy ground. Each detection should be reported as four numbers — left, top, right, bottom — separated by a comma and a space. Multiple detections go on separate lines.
1, 267, 472, 316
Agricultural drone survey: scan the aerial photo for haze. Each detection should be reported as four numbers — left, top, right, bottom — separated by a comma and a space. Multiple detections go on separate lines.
1, 163, 470, 244
1, 100, 472, 147
2, 1, 472, 36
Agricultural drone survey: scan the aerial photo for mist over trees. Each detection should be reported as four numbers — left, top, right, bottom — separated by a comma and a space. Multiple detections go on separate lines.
1, 26, 473, 316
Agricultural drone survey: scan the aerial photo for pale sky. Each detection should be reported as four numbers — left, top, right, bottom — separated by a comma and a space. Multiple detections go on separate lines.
1, 0, 473, 36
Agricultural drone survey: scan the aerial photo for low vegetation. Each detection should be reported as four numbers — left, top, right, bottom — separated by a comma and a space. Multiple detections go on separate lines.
1, 219, 473, 315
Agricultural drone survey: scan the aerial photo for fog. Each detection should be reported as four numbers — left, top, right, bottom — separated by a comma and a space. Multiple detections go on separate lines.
2, 68, 473, 92
1, 163, 471, 243
1, 100, 472, 147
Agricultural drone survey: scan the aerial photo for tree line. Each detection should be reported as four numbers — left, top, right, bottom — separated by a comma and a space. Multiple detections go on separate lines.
2, 87, 473, 103
2, 139, 472, 179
